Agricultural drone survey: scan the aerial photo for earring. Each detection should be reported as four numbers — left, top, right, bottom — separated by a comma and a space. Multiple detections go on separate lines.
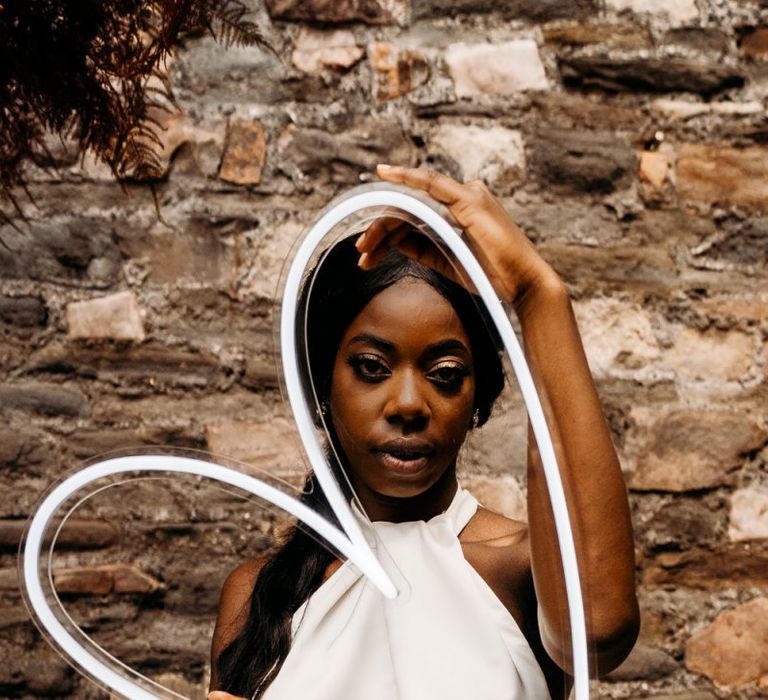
320, 401, 329, 417
471, 409, 480, 428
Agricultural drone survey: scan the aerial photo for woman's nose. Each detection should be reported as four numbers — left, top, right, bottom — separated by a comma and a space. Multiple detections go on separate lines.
384, 370, 430, 428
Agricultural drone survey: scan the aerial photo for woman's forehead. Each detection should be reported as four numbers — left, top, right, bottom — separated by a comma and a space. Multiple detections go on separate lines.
341, 277, 471, 349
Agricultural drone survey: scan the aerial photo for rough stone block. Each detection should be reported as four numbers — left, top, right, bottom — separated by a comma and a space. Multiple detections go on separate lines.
219, 119, 267, 185
291, 28, 364, 73
460, 475, 526, 521
542, 20, 652, 50
266, 0, 407, 25
278, 119, 416, 185
412, 0, 596, 21
66, 291, 145, 341
729, 486, 768, 541
559, 56, 744, 95
53, 563, 163, 595
740, 27, 768, 60
572, 297, 661, 379
370, 42, 430, 101
664, 327, 754, 383
0, 219, 121, 288
606, 0, 698, 25
0, 518, 119, 551
629, 411, 767, 492
205, 417, 306, 476
663, 27, 732, 54
637, 497, 723, 551
0, 425, 49, 468
533, 128, 636, 193
685, 597, 768, 688
445, 40, 548, 96
430, 124, 525, 186
0, 296, 47, 327
651, 98, 763, 120
605, 643, 678, 681
639, 150, 668, 189
643, 546, 768, 588
27, 341, 223, 390
0, 382, 88, 417
676, 144, 768, 211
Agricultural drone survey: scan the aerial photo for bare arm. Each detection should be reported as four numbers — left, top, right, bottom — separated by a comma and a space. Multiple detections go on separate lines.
209, 558, 266, 693
358, 165, 640, 676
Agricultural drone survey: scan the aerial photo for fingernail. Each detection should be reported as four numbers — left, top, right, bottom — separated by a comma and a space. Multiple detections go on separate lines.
358, 252, 369, 268
355, 233, 365, 251
377, 164, 392, 172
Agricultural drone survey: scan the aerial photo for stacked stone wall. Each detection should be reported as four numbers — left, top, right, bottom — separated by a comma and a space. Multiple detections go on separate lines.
1, 0, 767, 697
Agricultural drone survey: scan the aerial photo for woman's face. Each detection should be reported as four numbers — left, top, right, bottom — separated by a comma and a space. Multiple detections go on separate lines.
329, 277, 475, 502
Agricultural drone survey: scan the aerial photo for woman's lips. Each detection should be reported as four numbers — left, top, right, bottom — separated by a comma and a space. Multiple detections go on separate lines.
373, 438, 436, 475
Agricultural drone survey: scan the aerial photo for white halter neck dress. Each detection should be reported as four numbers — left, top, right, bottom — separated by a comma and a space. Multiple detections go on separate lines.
261, 486, 550, 699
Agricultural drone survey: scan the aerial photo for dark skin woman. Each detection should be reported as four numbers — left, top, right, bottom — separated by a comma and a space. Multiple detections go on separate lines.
209, 166, 640, 700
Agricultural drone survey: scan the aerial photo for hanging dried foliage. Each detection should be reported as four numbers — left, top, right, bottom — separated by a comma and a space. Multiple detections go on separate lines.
0, 0, 265, 216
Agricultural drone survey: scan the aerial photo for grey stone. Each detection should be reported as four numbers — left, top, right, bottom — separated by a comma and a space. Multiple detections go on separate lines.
662, 27, 733, 54
533, 128, 636, 193
605, 643, 679, 681
266, 0, 406, 24
0, 425, 49, 467
0, 219, 122, 288
0, 382, 89, 417
559, 56, 745, 95
412, 0, 596, 21
279, 120, 417, 186
0, 296, 47, 327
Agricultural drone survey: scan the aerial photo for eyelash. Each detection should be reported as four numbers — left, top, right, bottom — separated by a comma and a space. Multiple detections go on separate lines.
346, 355, 469, 390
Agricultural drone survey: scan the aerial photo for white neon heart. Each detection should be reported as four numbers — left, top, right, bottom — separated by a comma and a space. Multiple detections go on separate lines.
21, 183, 589, 700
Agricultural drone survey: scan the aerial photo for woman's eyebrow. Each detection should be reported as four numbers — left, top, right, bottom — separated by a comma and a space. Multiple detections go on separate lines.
347, 333, 395, 352
424, 339, 470, 358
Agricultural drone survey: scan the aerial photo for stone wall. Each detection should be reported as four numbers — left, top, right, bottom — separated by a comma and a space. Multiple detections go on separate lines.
1, 0, 767, 697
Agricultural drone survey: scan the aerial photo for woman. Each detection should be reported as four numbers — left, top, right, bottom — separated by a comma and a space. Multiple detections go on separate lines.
209, 166, 640, 700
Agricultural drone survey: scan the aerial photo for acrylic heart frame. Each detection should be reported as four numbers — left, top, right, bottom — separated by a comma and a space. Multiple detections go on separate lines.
20, 182, 590, 700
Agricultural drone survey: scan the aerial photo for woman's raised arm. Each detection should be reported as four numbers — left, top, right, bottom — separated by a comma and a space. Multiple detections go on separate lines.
357, 165, 640, 676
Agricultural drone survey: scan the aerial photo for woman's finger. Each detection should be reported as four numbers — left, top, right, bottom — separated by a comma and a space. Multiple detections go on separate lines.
376, 164, 464, 205
359, 221, 411, 269
356, 215, 403, 254
208, 692, 247, 700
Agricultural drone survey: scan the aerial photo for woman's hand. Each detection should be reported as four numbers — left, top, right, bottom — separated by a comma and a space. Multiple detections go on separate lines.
355, 165, 563, 309
208, 692, 247, 700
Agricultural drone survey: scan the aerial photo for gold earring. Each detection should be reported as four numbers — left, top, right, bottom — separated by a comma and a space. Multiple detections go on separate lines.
472, 409, 480, 428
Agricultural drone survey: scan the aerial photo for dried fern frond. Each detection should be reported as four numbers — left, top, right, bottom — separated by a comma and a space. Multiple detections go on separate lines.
0, 0, 267, 221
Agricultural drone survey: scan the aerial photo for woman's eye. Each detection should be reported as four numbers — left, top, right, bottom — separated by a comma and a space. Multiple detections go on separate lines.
428, 362, 468, 389
348, 355, 390, 381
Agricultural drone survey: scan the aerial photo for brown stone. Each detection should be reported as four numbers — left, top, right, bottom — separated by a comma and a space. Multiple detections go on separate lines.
219, 119, 267, 186
278, 119, 416, 185
639, 150, 668, 189
559, 56, 744, 95
605, 643, 678, 681
676, 144, 768, 211
643, 545, 768, 588
533, 128, 636, 193
445, 40, 549, 96
664, 327, 754, 383
460, 475, 526, 521
66, 290, 145, 341
53, 563, 163, 595
0, 518, 119, 551
740, 27, 768, 59
0, 296, 47, 327
370, 42, 430, 101
291, 28, 364, 73
729, 486, 768, 541
205, 417, 306, 477
0, 382, 88, 417
542, 21, 652, 49
630, 410, 766, 492
265, 0, 407, 25
27, 341, 222, 389
685, 598, 768, 688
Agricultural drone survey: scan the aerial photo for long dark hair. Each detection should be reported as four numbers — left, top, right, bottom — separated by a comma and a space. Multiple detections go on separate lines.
216, 233, 504, 696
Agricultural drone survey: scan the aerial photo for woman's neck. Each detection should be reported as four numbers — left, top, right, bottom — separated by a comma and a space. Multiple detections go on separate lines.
351, 465, 459, 523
